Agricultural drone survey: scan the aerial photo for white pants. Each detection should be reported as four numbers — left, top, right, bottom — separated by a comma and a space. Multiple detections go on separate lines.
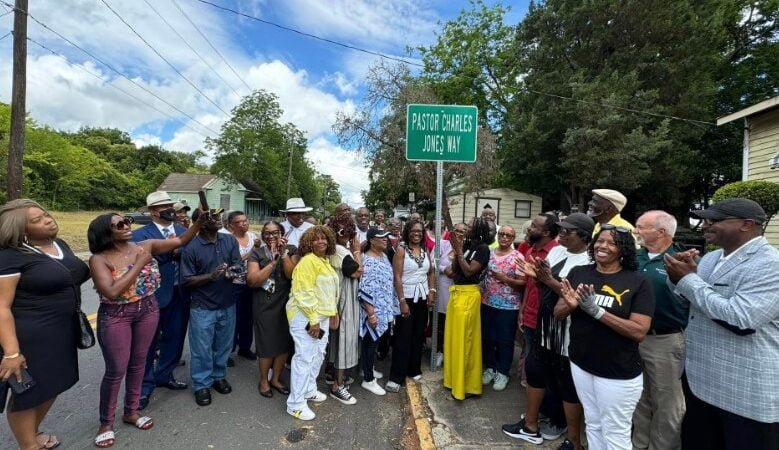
287, 312, 330, 411
571, 361, 643, 450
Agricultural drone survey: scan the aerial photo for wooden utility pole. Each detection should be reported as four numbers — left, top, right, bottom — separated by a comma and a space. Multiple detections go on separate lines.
286, 144, 293, 199
7, 0, 27, 200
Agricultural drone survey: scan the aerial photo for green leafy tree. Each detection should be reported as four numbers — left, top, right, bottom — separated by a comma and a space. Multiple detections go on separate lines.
314, 173, 342, 218
208, 91, 319, 210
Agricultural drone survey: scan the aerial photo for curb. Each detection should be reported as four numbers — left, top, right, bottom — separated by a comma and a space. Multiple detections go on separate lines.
406, 379, 436, 450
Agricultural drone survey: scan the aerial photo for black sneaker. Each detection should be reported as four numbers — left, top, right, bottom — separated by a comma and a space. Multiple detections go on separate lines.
501, 418, 543, 444
556, 439, 575, 450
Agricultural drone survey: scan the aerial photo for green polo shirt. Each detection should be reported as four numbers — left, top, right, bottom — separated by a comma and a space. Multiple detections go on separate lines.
638, 245, 689, 331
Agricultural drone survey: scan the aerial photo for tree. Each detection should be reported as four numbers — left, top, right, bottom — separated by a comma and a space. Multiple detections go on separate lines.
713, 180, 779, 221
208, 91, 319, 210
334, 62, 499, 226
314, 174, 342, 218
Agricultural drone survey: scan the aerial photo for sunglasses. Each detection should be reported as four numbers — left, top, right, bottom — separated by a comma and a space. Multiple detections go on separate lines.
111, 217, 134, 230
558, 228, 578, 235
497, 232, 515, 238
601, 224, 631, 234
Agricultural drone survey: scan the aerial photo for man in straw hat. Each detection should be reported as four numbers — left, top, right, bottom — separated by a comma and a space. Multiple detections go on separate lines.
132, 191, 191, 409
587, 188, 634, 235
280, 198, 313, 247
664, 198, 779, 449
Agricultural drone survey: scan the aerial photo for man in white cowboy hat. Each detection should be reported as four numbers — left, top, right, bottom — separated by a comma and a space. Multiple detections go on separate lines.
587, 188, 634, 235
281, 198, 314, 247
132, 191, 191, 409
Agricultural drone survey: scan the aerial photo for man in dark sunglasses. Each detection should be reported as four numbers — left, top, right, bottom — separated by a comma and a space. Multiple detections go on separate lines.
664, 198, 779, 449
587, 188, 634, 236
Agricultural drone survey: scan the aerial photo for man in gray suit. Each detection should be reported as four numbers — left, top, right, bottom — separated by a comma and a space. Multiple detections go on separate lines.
665, 198, 779, 450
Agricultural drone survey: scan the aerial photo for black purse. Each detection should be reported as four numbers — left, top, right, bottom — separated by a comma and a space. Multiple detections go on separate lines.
75, 294, 96, 349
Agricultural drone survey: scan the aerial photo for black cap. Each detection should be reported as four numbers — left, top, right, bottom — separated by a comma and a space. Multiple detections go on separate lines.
691, 198, 767, 224
366, 227, 391, 240
558, 213, 595, 235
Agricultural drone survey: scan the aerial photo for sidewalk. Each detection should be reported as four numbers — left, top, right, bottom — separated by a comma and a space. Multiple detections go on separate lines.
409, 345, 566, 449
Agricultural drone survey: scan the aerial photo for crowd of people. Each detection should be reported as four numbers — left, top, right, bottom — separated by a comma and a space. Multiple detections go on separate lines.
0, 187, 777, 450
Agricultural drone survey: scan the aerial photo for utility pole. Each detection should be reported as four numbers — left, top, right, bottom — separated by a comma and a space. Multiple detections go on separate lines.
7, 0, 27, 200
286, 143, 293, 199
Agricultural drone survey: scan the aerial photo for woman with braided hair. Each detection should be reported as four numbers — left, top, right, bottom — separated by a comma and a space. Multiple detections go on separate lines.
444, 216, 493, 400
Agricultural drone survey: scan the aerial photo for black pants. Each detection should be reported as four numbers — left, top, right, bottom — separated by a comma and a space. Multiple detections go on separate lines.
232, 285, 253, 352
389, 300, 428, 384
361, 334, 378, 382
682, 373, 778, 450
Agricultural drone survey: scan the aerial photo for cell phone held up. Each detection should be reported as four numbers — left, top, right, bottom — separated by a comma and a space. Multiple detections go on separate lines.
304, 323, 325, 340
6, 368, 36, 394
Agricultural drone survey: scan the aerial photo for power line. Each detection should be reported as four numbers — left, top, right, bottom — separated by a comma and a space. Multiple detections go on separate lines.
2, 1, 221, 135
27, 34, 211, 138
526, 88, 715, 127
99, 0, 231, 117
0, 30, 10, 41
142, 0, 242, 98
172, 0, 251, 92
0, 9, 12, 19
194, 0, 424, 68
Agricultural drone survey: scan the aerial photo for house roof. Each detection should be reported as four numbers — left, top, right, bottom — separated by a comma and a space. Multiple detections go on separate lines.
717, 96, 779, 126
158, 173, 217, 193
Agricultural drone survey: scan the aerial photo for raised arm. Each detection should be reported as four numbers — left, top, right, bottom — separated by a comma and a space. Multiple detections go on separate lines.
146, 213, 205, 256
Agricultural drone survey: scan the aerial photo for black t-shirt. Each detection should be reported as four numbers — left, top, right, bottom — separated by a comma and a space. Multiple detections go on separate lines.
566, 264, 655, 379
453, 242, 490, 285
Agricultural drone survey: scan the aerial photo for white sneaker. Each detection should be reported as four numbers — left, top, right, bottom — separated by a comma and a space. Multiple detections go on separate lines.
287, 406, 316, 421
412, 374, 423, 381
305, 390, 327, 402
385, 380, 401, 393
373, 369, 384, 379
362, 379, 386, 396
493, 372, 509, 391
434, 352, 443, 368
482, 368, 496, 385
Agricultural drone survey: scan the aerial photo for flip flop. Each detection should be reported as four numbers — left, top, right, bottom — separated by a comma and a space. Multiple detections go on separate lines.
272, 384, 290, 395
122, 415, 153, 430
94, 431, 115, 448
36, 432, 61, 449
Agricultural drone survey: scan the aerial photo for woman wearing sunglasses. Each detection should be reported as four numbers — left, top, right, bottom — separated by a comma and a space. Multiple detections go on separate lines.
481, 225, 526, 392
557, 224, 654, 450
87, 212, 203, 448
246, 220, 298, 399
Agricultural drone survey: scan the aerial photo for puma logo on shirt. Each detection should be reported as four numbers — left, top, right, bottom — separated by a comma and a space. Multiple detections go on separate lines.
598, 285, 630, 307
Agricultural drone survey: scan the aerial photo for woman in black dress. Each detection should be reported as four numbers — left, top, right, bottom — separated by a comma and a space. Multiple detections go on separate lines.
0, 199, 90, 450
246, 220, 298, 398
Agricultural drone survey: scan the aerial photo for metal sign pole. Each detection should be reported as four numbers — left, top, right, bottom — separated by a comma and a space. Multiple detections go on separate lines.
430, 161, 443, 370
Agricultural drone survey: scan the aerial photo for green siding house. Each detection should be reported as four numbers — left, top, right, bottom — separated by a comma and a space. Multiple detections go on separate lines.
158, 173, 271, 221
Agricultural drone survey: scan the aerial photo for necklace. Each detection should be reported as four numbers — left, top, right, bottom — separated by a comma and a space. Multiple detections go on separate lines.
404, 244, 426, 268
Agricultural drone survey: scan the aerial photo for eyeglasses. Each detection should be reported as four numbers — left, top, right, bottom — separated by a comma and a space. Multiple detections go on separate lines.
558, 228, 577, 236
601, 224, 631, 234
262, 231, 281, 238
111, 217, 133, 230
497, 232, 515, 238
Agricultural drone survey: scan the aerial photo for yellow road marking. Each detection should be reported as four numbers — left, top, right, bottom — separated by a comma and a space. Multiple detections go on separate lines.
406, 379, 436, 450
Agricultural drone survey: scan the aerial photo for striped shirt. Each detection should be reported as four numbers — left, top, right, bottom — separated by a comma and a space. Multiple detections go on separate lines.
287, 253, 340, 324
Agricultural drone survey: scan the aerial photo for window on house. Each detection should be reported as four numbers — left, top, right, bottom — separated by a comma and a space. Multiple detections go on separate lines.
220, 194, 230, 211
514, 200, 532, 218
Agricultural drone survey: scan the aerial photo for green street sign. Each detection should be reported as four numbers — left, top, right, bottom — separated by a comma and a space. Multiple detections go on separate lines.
406, 104, 478, 163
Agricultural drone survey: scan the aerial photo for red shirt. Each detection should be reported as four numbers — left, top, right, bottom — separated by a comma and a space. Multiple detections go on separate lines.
520, 239, 559, 329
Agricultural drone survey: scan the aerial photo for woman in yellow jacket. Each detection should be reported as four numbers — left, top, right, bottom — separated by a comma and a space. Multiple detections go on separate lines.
286, 226, 340, 421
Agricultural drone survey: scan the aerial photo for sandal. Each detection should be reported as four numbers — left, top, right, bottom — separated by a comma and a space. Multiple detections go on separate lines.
36, 432, 61, 449
94, 431, 115, 448
122, 415, 153, 430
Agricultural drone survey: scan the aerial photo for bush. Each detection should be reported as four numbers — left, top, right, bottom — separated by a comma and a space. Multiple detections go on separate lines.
712, 181, 779, 220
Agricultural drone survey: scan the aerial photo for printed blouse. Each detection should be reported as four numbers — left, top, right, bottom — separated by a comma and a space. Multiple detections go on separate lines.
100, 259, 161, 304
481, 249, 524, 310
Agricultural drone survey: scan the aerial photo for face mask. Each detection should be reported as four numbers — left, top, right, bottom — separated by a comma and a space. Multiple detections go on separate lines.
159, 208, 176, 222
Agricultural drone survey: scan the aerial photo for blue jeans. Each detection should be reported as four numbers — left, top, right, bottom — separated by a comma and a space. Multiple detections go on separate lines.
189, 305, 236, 391
481, 305, 519, 376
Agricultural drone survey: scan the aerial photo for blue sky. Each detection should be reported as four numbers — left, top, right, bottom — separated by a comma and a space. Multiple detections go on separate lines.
0, 0, 529, 205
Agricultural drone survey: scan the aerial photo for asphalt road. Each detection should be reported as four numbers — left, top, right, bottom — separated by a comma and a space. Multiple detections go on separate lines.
1, 282, 408, 449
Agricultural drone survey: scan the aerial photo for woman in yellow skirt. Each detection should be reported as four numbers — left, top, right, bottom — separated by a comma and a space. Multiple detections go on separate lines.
444, 217, 493, 400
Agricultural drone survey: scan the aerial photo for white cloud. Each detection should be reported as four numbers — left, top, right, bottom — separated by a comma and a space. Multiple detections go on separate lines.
282, 0, 440, 50
306, 137, 368, 207
132, 133, 162, 148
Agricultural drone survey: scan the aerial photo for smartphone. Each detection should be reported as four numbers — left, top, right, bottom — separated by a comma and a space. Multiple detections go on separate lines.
7, 368, 36, 394
304, 323, 325, 340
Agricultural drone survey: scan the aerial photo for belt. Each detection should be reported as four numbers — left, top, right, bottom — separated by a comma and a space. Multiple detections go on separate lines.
648, 327, 683, 336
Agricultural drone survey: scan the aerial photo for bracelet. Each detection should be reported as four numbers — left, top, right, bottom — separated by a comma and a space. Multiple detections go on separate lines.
2, 352, 20, 359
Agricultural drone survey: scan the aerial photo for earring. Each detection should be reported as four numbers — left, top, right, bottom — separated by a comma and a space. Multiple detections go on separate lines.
23, 234, 30, 245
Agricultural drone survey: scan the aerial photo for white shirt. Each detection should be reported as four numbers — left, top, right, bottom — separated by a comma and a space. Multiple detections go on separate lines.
281, 220, 313, 247
546, 245, 591, 356
153, 221, 176, 238
713, 235, 762, 273
356, 227, 368, 243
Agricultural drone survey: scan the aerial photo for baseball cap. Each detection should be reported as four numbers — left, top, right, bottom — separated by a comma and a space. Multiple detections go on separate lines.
558, 213, 595, 235
366, 227, 391, 240
691, 198, 767, 224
